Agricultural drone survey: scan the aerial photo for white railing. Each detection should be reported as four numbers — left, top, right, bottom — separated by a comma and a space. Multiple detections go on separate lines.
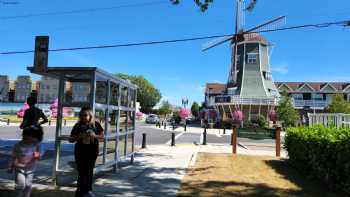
292, 100, 330, 109
215, 95, 278, 105
308, 113, 350, 128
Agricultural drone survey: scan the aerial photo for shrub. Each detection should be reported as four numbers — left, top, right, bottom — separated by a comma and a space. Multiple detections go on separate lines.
285, 125, 350, 195
255, 115, 267, 128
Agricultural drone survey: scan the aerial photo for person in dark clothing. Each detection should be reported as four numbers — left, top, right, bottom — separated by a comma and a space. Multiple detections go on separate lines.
69, 106, 104, 197
20, 96, 48, 142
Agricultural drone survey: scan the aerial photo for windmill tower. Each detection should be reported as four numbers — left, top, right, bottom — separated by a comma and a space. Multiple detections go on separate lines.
203, 0, 285, 121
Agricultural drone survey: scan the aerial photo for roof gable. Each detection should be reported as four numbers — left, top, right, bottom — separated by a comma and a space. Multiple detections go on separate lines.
343, 84, 350, 92
320, 83, 337, 92
297, 83, 315, 92
278, 83, 293, 92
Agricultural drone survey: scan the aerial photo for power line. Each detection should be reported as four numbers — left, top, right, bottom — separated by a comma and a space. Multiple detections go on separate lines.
0, 34, 233, 55
0, 1, 167, 20
0, 19, 349, 55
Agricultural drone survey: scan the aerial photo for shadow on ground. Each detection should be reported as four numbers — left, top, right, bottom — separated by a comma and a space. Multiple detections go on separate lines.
177, 154, 341, 197
1, 150, 187, 197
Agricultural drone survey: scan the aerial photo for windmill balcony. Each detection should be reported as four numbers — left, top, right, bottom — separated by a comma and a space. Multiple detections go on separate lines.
214, 95, 278, 106
292, 99, 331, 109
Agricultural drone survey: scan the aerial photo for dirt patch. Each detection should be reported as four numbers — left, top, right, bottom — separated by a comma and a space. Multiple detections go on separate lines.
177, 153, 340, 197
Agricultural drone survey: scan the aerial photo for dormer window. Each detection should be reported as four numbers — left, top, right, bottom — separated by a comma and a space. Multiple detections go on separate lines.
247, 53, 258, 64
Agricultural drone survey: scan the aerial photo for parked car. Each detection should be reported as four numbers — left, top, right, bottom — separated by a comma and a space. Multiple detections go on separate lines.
146, 114, 159, 124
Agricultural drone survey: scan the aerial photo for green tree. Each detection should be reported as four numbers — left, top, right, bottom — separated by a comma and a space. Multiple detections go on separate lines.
191, 102, 200, 118
116, 73, 161, 113
158, 101, 172, 116
327, 93, 350, 113
277, 92, 299, 127
170, 0, 257, 12
170, 0, 214, 12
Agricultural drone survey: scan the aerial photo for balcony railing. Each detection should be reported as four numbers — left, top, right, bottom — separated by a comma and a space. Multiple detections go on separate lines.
292, 99, 330, 108
214, 95, 278, 105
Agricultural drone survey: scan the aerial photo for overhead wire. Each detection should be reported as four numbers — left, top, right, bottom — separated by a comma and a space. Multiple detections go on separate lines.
0, 19, 349, 55
0, 0, 168, 20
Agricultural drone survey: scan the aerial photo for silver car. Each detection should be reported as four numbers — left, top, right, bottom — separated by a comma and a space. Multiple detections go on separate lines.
146, 114, 159, 124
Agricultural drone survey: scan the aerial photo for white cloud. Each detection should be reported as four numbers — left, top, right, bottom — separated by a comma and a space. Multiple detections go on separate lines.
271, 64, 289, 74
166, 77, 178, 81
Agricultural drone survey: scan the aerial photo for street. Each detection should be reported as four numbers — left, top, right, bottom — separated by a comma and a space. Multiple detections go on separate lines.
0, 122, 277, 157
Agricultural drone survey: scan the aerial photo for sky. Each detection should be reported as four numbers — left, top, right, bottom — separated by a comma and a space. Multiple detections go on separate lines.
0, 0, 349, 106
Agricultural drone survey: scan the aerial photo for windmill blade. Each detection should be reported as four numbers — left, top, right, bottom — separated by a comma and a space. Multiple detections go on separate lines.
202, 35, 234, 51
244, 16, 286, 34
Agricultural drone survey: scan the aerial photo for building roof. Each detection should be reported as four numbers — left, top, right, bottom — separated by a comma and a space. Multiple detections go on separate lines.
206, 81, 350, 95
275, 82, 350, 92
244, 33, 268, 45
205, 83, 226, 94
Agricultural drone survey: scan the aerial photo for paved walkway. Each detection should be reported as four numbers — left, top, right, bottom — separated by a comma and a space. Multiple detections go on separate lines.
0, 142, 286, 196
0, 145, 196, 197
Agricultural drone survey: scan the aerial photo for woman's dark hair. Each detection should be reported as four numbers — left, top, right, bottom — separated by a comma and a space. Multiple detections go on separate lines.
26, 96, 37, 107
23, 125, 43, 142
79, 106, 94, 124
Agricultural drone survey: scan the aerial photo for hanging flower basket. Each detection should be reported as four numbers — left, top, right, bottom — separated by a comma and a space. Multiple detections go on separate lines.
17, 102, 29, 118
268, 109, 277, 122
179, 108, 190, 119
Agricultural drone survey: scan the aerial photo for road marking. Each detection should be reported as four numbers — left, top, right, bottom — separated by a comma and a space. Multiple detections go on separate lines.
165, 132, 185, 145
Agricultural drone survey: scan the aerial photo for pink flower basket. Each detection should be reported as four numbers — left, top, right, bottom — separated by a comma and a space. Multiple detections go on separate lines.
17, 102, 30, 118
179, 108, 190, 119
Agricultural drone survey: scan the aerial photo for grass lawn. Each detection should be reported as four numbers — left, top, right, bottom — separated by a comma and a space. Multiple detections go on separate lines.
177, 153, 340, 197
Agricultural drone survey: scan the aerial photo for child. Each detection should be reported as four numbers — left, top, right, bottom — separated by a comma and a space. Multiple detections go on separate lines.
8, 126, 42, 197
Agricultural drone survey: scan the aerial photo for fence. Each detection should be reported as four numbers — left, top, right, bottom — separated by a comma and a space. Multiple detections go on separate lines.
308, 113, 350, 128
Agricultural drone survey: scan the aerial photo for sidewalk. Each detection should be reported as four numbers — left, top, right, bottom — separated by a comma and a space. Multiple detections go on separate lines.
0, 145, 196, 197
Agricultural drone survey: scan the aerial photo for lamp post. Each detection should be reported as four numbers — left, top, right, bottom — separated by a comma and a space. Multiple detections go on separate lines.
181, 97, 189, 131
207, 88, 213, 127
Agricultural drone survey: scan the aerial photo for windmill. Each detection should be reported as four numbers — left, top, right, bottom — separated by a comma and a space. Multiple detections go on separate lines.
203, 0, 286, 122
203, 0, 286, 88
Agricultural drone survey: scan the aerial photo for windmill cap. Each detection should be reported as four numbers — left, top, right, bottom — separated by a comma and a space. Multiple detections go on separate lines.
234, 33, 269, 45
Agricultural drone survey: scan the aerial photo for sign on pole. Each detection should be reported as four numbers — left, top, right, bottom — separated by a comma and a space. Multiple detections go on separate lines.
34, 36, 49, 72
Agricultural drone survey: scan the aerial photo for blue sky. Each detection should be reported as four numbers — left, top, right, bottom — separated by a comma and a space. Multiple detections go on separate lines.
0, 0, 349, 106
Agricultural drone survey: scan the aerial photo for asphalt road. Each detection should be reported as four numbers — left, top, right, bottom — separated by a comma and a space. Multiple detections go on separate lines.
0, 122, 276, 151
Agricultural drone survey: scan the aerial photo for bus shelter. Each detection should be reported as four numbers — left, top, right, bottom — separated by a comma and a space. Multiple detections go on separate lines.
28, 66, 137, 185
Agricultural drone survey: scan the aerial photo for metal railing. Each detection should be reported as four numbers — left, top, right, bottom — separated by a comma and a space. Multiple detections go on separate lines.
293, 100, 330, 108
308, 113, 350, 128
214, 95, 278, 105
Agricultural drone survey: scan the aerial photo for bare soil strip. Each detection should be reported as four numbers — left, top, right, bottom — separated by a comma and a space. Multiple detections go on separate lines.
177, 153, 340, 197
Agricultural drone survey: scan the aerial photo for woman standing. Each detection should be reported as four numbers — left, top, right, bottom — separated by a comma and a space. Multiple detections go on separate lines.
69, 107, 104, 197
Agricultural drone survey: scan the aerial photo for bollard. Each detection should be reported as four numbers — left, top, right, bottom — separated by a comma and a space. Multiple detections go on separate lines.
171, 132, 175, 146
64, 119, 67, 126
49, 120, 51, 126
161, 121, 164, 126
223, 127, 226, 135
232, 126, 237, 154
172, 124, 175, 131
184, 123, 187, 132
7, 119, 10, 126
202, 127, 207, 145
164, 122, 167, 130
141, 133, 147, 149
275, 127, 281, 157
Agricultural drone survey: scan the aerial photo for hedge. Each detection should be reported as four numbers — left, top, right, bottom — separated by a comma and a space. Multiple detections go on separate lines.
285, 125, 350, 195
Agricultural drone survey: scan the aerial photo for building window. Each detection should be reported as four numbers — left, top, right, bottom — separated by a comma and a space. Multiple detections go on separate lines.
247, 53, 258, 64
263, 71, 272, 80
235, 55, 241, 64
292, 94, 303, 100
313, 94, 323, 101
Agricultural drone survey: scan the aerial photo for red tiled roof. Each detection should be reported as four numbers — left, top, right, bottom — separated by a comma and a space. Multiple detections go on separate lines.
243, 33, 268, 45
206, 83, 226, 94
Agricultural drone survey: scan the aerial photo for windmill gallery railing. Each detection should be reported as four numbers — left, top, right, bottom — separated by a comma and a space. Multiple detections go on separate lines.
215, 95, 278, 106
308, 113, 350, 128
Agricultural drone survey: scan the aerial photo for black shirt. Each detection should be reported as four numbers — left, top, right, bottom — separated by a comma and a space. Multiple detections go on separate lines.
71, 121, 104, 156
22, 107, 46, 128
